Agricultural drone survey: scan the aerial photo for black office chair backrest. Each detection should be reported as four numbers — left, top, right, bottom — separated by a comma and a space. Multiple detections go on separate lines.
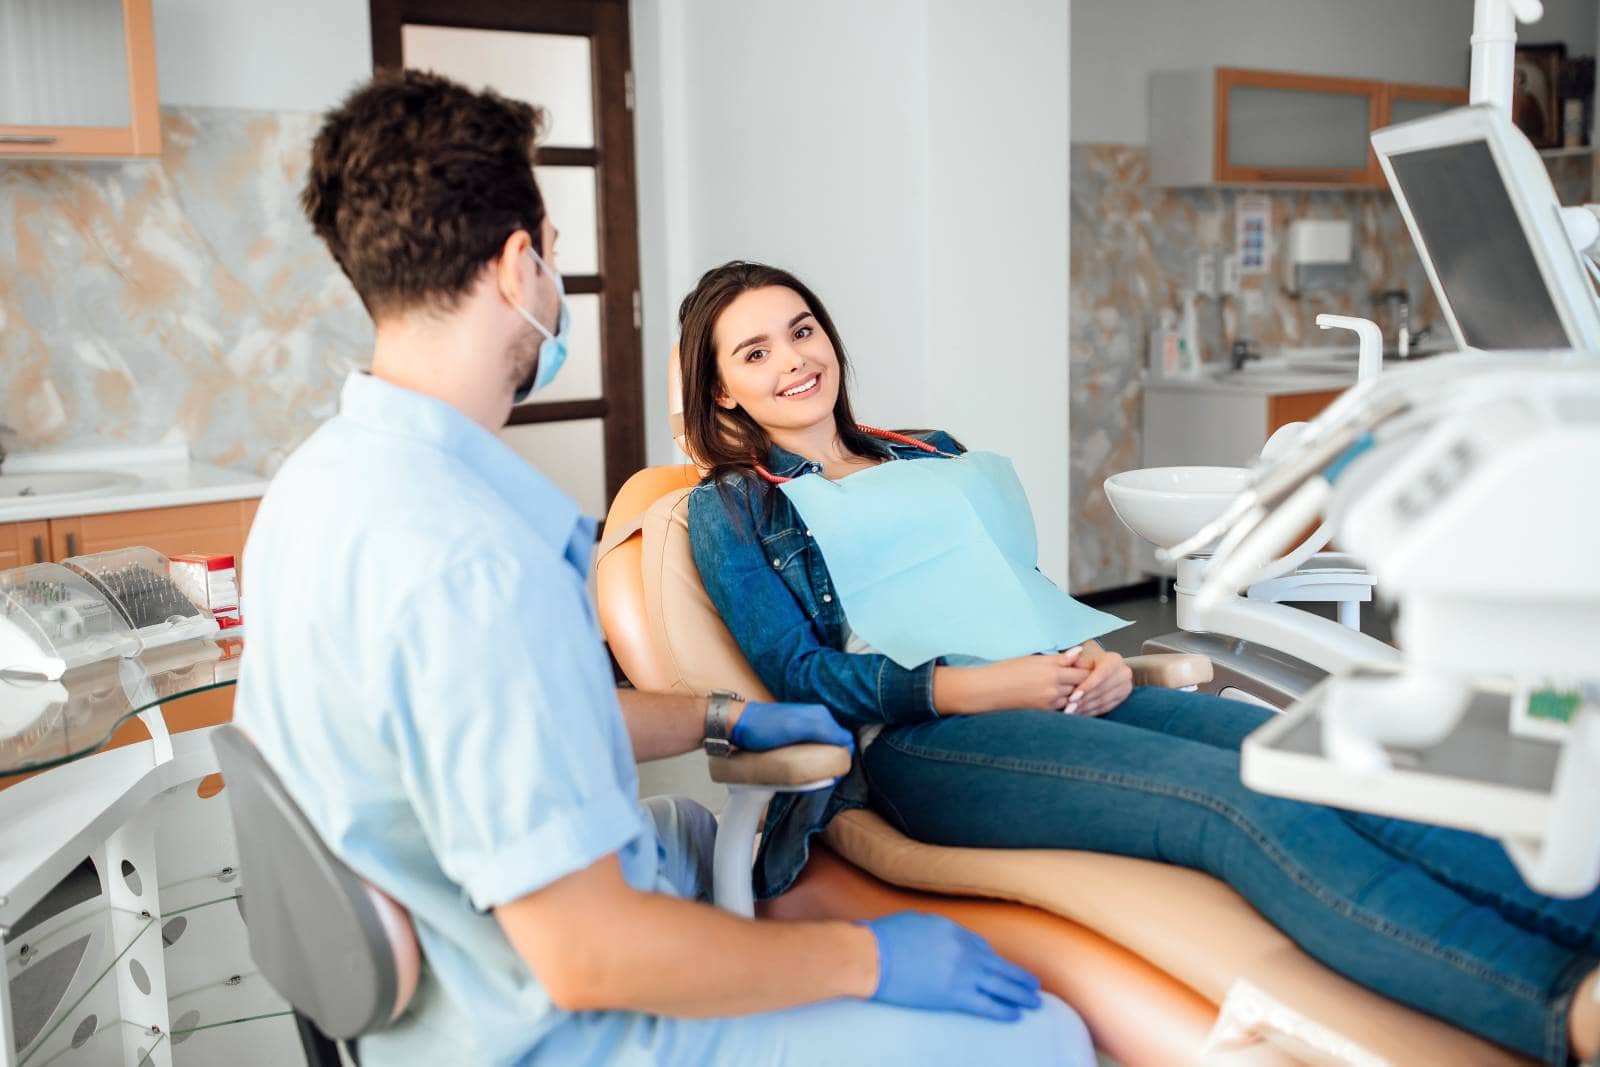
211, 725, 414, 1041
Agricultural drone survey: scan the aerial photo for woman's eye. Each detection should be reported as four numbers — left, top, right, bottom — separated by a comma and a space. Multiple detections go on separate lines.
794, 325, 813, 340
745, 348, 768, 363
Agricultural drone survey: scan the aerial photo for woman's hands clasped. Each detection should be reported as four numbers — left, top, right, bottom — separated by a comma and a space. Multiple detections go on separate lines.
931, 642, 1133, 717
1065, 643, 1133, 716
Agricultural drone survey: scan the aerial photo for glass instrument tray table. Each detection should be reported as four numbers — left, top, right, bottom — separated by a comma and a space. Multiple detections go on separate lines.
0, 636, 243, 779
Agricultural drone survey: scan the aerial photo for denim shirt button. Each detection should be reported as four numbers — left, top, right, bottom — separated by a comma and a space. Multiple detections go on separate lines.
805, 530, 813, 537
822, 594, 833, 603
772, 558, 781, 568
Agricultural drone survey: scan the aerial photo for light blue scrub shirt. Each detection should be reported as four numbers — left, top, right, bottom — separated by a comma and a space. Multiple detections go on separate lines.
235, 372, 667, 1066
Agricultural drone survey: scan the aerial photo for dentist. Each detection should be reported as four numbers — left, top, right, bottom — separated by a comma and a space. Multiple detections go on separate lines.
234, 70, 1091, 1067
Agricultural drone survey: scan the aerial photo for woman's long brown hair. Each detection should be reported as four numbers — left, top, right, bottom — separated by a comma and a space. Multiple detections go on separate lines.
677, 261, 886, 490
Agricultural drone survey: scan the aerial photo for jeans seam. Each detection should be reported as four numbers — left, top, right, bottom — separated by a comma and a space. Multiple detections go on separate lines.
861, 749, 916, 836
877, 732, 1555, 1005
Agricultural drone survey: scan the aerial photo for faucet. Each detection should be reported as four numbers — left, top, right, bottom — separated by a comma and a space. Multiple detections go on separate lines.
1229, 339, 1262, 372
1378, 289, 1411, 358
0, 424, 14, 474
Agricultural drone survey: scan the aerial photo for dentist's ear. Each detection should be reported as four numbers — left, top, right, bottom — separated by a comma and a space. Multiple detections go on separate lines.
494, 229, 534, 309
715, 383, 738, 410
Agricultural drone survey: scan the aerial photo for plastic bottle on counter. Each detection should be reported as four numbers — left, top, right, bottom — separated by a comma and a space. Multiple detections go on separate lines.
1177, 291, 1201, 376
1148, 308, 1181, 378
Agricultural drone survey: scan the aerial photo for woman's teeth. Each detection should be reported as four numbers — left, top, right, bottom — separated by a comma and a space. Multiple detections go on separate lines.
780, 376, 819, 398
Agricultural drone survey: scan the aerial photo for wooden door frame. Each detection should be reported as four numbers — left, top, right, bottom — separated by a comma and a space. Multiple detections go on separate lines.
369, 0, 646, 502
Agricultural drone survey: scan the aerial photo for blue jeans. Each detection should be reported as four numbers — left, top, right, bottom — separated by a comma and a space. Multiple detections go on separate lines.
859, 688, 1600, 1064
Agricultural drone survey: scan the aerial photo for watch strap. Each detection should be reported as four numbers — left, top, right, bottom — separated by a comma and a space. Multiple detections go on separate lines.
703, 689, 741, 757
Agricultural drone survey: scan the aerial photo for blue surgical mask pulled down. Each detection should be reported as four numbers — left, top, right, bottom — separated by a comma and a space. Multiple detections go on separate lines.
778, 452, 1130, 669
513, 246, 571, 403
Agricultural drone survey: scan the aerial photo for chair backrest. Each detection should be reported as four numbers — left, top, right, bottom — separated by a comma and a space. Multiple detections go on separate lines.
595, 345, 770, 699
211, 725, 420, 1040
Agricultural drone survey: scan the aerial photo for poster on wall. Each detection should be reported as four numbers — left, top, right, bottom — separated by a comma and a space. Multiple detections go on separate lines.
1236, 195, 1272, 275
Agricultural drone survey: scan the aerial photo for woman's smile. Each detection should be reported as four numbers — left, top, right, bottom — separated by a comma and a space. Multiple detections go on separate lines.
777, 372, 822, 399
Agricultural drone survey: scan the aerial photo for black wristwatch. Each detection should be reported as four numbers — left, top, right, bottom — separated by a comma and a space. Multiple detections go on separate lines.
703, 690, 742, 757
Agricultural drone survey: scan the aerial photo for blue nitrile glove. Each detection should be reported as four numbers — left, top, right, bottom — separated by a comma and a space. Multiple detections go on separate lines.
862, 912, 1043, 1021
729, 700, 853, 752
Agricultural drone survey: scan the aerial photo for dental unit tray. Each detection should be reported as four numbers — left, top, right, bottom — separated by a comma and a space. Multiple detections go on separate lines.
1242, 671, 1562, 847
0, 548, 220, 679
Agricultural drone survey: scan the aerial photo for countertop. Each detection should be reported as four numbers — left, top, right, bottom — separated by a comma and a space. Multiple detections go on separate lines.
1143, 366, 1357, 395
1146, 343, 1452, 396
0, 444, 269, 523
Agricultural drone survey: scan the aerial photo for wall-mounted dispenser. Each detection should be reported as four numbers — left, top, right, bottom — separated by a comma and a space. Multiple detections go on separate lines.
1282, 219, 1354, 295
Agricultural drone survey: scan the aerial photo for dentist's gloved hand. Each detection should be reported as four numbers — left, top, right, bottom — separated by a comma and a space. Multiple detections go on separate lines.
862, 912, 1043, 1021
729, 700, 853, 752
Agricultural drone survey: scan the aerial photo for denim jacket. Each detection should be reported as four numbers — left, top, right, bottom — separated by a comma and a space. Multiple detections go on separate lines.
686, 430, 963, 898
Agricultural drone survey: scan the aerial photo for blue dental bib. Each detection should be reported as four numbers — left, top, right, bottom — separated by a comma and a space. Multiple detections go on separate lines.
777, 451, 1128, 669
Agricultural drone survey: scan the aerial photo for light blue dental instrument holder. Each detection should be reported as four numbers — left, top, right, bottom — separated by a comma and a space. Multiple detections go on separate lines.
777, 451, 1129, 669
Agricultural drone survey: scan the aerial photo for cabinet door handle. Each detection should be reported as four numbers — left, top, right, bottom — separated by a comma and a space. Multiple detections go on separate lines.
32, 535, 45, 564
65, 532, 78, 557
0, 134, 59, 145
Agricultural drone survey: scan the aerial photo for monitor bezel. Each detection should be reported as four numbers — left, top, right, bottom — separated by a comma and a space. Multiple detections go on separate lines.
1372, 104, 1600, 353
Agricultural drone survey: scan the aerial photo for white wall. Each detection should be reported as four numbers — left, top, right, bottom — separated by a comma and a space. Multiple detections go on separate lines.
632, 0, 1074, 582
633, 0, 933, 437
925, 1, 1072, 583
153, 0, 371, 113
1073, 0, 1598, 144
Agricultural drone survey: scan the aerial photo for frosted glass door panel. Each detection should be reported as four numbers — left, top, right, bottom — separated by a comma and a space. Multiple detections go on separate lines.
534, 166, 599, 275
1227, 87, 1371, 170
526, 294, 602, 403
1390, 97, 1459, 126
401, 26, 594, 148
0, 0, 130, 127
500, 420, 607, 520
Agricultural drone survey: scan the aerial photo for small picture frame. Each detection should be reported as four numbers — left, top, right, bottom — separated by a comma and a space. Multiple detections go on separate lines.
1513, 43, 1567, 149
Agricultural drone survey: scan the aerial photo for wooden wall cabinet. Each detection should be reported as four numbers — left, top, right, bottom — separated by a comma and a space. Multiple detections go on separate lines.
0, 498, 260, 569
0, 0, 161, 159
1151, 67, 1468, 188
1384, 81, 1473, 129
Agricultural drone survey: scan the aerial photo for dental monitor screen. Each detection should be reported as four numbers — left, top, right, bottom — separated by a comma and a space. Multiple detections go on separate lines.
1388, 143, 1566, 349
1374, 105, 1600, 353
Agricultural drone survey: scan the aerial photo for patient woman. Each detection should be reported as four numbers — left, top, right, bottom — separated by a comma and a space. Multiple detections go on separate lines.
682, 261, 1600, 1065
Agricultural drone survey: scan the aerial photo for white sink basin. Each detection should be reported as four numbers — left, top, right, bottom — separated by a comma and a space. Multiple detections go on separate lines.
1104, 466, 1251, 551
0, 469, 140, 505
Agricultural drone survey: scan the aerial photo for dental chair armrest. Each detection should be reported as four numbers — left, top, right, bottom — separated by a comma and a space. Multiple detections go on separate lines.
1124, 653, 1213, 689
708, 743, 852, 790
709, 743, 851, 916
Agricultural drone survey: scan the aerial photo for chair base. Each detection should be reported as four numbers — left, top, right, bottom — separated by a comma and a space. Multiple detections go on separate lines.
294, 1011, 352, 1067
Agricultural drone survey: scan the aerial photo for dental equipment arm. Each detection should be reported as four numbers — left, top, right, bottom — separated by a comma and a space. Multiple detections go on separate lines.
1471, 0, 1544, 113
1236, 355, 1600, 896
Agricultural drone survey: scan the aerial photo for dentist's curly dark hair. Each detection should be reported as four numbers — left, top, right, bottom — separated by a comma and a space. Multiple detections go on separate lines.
302, 69, 547, 320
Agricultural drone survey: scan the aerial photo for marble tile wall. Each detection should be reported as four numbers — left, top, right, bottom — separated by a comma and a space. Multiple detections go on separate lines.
1068, 144, 1440, 593
0, 108, 370, 475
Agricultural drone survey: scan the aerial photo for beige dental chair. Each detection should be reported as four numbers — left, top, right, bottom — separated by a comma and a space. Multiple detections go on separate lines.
592, 347, 1535, 1067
